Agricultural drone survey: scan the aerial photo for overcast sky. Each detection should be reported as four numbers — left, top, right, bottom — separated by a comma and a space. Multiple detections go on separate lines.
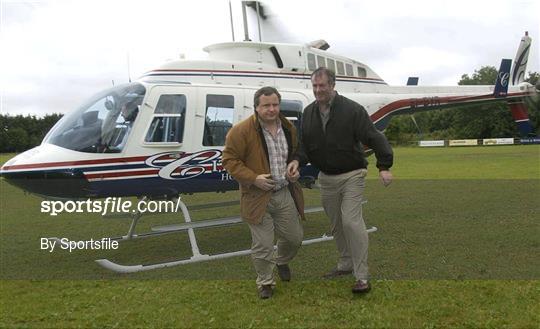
1, 0, 538, 116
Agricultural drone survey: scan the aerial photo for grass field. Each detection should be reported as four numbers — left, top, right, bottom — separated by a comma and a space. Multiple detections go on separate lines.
1, 146, 539, 327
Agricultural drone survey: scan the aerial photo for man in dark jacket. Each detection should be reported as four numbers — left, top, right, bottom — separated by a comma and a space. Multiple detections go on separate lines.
288, 67, 393, 294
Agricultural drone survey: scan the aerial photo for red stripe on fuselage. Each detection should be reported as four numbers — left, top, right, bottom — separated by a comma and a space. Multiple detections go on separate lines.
84, 169, 160, 180
2, 155, 147, 171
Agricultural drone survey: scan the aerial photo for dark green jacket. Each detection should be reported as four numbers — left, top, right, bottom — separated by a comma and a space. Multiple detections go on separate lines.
300, 93, 393, 174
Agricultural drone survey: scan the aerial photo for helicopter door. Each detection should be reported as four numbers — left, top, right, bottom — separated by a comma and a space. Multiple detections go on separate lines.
138, 85, 197, 152
197, 87, 243, 150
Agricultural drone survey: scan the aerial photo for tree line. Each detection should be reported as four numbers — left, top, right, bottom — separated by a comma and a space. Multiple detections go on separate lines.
0, 114, 63, 152
0, 69, 538, 153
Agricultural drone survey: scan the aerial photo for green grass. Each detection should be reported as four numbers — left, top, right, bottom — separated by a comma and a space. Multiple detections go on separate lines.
366, 145, 540, 179
1, 280, 538, 328
0, 153, 16, 165
1, 146, 539, 328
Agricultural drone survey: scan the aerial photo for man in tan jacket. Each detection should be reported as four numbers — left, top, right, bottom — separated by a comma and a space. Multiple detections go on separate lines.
223, 86, 305, 299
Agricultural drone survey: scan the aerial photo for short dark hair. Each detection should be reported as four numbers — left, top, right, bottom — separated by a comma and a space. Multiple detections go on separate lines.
311, 67, 336, 85
253, 86, 281, 108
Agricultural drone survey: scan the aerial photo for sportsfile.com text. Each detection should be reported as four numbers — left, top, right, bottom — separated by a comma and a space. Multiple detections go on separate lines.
40, 197, 181, 216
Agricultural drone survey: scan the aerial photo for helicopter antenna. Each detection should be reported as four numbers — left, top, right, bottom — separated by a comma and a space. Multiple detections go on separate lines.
127, 52, 132, 83
255, 1, 262, 41
229, 0, 235, 41
241, 1, 250, 41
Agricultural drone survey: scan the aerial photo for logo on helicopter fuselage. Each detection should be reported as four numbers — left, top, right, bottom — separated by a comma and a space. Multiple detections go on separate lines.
146, 150, 227, 180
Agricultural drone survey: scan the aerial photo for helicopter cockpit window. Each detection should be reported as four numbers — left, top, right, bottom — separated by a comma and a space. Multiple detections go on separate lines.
280, 100, 303, 131
203, 95, 234, 146
43, 82, 145, 153
145, 94, 186, 143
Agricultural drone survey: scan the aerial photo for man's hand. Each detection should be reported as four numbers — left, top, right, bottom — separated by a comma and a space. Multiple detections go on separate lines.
286, 160, 299, 176
285, 160, 300, 183
286, 160, 300, 183
379, 170, 393, 187
254, 174, 276, 191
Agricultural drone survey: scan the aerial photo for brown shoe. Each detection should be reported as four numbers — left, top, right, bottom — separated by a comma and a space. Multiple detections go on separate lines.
277, 264, 291, 282
322, 268, 353, 279
258, 285, 273, 299
352, 280, 371, 294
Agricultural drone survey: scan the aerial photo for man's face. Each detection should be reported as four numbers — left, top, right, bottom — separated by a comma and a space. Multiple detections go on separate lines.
255, 93, 280, 124
311, 73, 335, 105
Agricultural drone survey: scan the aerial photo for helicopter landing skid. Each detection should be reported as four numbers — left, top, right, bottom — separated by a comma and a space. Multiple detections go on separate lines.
95, 197, 376, 273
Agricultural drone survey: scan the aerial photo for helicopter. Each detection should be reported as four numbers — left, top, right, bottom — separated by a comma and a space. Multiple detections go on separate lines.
0, 6, 536, 271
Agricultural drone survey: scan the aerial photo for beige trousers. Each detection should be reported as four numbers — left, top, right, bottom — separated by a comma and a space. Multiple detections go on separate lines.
318, 168, 369, 280
247, 187, 304, 287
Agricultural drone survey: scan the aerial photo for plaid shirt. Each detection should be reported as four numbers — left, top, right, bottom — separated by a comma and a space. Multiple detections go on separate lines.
261, 120, 289, 191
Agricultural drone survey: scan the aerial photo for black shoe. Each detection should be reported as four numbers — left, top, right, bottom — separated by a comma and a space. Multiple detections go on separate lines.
277, 264, 291, 282
352, 280, 371, 294
258, 285, 273, 299
322, 268, 353, 279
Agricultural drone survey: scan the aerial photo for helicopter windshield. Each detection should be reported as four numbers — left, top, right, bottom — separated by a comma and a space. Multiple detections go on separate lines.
44, 83, 146, 153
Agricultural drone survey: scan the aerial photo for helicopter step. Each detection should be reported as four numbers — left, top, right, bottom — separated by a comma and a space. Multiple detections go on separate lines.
103, 198, 242, 241
151, 206, 325, 233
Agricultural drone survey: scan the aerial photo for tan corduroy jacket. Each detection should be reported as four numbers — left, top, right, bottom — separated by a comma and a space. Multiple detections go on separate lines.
222, 113, 305, 224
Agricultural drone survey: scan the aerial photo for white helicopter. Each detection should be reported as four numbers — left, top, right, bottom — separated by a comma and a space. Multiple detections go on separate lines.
0, 3, 536, 272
